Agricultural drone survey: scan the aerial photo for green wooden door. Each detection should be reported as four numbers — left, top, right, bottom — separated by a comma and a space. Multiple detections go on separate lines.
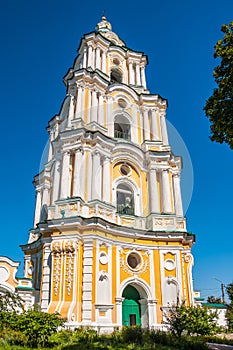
122, 285, 141, 326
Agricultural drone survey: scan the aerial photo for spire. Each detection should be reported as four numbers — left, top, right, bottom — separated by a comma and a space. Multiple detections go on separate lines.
96, 15, 112, 33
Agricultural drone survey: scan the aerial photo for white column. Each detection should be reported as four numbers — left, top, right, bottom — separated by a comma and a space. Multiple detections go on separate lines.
115, 297, 124, 326
98, 94, 104, 125
86, 150, 92, 201
107, 97, 114, 136
173, 173, 183, 216
83, 47, 87, 68
147, 300, 157, 327
87, 45, 93, 67
92, 151, 101, 200
79, 150, 87, 200
40, 243, 51, 312
140, 65, 147, 89
151, 109, 159, 141
92, 47, 96, 69
86, 89, 91, 124
96, 47, 101, 70
149, 169, 159, 213
143, 108, 151, 141
136, 63, 141, 86
67, 94, 75, 127
139, 299, 149, 327
52, 158, 61, 202
82, 240, 93, 325
42, 187, 50, 206
101, 51, 106, 73
91, 89, 98, 123
102, 156, 111, 203
34, 190, 41, 226
48, 131, 53, 162
160, 112, 169, 145
131, 104, 138, 143
162, 170, 172, 213
75, 87, 83, 119
128, 61, 135, 85
60, 151, 71, 199
73, 148, 83, 197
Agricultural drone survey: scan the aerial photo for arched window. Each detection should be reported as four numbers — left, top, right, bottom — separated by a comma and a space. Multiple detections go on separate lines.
110, 68, 122, 83
114, 114, 131, 140
117, 183, 134, 215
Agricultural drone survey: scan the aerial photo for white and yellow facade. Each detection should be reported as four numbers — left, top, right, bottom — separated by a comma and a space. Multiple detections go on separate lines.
21, 16, 195, 331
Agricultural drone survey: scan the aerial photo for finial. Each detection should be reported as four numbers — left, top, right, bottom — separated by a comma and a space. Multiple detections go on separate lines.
102, 10, 106, 21
96, 13, 112, 32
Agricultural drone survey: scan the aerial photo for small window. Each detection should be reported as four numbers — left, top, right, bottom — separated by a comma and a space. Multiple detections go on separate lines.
113, 58, 120, 66
114, 114, 131, 140
117, 183, 134, 215
127, 252, 141, 269
120, 164, 131, 176
110, 68, 122, 83
118, 98, 127, 109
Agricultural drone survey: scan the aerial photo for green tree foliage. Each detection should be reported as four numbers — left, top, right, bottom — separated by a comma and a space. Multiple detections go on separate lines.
0, 292, 65, 348
226, 283, 233, 302
226, 282, 233, 331
204, 22, 233, 149
165, 304, 219, 336
207, 296, 222, 304
0, 291, 24, 313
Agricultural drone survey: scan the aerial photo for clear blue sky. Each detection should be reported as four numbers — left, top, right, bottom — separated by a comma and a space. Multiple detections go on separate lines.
0, 0, 232, 301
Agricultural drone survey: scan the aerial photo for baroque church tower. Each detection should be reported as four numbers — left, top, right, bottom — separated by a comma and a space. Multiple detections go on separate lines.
21, 16, 194, 331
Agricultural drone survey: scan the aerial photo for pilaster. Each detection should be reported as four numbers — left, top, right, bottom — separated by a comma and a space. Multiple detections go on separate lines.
162, 170, 172, 213
173, 173, 183, 216
81, 240, 93, 325
60, 151, 71, 199
40, 242, 51, 311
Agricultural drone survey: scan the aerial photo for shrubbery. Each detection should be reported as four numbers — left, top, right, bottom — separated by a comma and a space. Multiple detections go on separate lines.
164, 303, 220, 336
0, 292, 64, 348
0, 292, 230, 349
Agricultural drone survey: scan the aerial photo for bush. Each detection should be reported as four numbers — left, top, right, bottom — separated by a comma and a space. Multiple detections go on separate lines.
165, 304, 220, 336
121, 326, 143, 345
0, 308, 65, 348
15, 309, 65, 347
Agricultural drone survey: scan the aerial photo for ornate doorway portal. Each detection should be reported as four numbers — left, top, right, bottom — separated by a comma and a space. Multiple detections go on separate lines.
122, 285, 142, 326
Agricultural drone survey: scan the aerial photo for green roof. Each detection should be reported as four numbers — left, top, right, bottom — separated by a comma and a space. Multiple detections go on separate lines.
202, 303, 227, 309
16, 286, 34, 291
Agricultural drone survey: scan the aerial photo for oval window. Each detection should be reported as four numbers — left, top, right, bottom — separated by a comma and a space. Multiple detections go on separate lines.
120, 164, 131, 176
127, 252, 141, 269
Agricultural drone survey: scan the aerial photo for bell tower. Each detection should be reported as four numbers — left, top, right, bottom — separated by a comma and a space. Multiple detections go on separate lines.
21, 16, 194, 331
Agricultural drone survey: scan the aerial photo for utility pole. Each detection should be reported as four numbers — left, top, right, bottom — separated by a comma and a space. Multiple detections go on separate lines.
213, 277, 225, 304
221, 283, 225, 304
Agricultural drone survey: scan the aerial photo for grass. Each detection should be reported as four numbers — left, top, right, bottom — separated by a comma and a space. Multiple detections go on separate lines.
0, 327, 220, 350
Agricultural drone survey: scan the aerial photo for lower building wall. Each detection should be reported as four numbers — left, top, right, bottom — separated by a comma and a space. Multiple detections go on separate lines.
45, 232, 194, 328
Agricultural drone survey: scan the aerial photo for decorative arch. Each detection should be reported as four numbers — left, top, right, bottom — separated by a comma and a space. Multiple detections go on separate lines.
119, 277, 153, 328
108, 84, 139, 102
119, 276, 153, 300
0, 282, 15, 293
